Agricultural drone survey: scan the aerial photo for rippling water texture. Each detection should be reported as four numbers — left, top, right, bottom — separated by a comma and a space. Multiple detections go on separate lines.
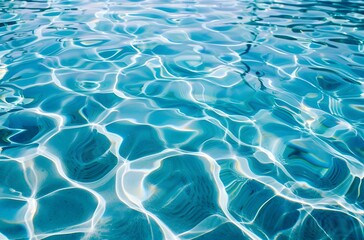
0, 0, 364, 239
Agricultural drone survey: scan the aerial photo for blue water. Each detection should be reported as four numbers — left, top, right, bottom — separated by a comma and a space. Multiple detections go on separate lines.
0, 0, 364, 239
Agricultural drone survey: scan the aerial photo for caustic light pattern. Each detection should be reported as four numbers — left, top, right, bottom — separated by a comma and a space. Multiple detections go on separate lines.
0, 0, 364, 239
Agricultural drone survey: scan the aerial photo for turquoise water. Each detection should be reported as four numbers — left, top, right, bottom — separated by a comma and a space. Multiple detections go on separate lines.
0, 0, 364, 239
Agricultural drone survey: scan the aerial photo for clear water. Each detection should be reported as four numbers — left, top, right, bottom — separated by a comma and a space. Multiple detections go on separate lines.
0, 0, 364, 239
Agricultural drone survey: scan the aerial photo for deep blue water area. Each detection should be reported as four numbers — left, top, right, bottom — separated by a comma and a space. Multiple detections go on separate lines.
0, 0, 364, 239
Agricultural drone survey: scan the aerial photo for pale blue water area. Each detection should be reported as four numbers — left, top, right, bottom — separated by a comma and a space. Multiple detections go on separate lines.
0, 0, 364, 239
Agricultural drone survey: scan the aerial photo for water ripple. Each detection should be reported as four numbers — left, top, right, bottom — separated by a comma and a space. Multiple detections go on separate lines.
0, 0, 364, 239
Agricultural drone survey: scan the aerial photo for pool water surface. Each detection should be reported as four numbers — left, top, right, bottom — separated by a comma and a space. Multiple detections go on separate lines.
0, 0, 364, 239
